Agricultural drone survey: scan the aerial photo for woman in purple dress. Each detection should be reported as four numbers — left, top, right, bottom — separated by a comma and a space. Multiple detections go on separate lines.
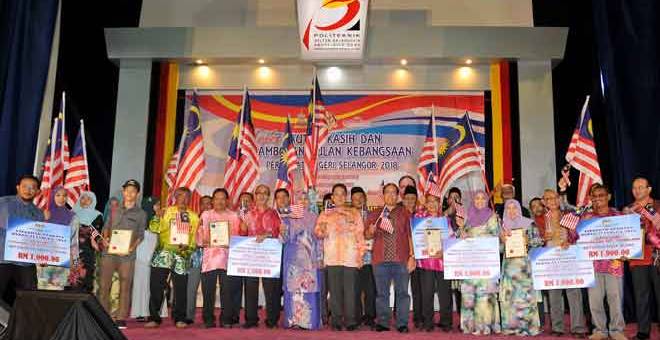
279, 190, 322, 330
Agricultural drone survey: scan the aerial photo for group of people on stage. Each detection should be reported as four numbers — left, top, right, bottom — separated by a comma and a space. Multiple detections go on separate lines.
0, 173, 659, 340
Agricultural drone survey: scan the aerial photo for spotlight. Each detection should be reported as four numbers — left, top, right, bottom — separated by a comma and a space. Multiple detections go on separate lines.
465, 59, 473, 65
258, 58, 265, 64
195, 59, 204, 65
400, 59, 408, 66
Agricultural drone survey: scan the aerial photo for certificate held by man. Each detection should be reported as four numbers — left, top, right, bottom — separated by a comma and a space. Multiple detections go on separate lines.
575, 214, 643, 260
411, 217, 449, 259
505, 229, 527, 258
227, 236, 282, 278
108, 229, 133, 255
169, 212, 191, 245
210, 221, 230, 247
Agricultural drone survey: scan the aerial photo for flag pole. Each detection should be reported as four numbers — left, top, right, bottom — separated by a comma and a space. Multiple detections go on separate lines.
465, 111, 494, 208
80, 119, 90, 191
310, 68, 318, 190
431, 105, 439, 178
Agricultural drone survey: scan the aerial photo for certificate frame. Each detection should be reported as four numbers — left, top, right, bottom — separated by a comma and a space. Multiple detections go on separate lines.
108, 229, 133, 255
210, 221, 230, 247
505, 228, 527, 258
169, 219, 190, 246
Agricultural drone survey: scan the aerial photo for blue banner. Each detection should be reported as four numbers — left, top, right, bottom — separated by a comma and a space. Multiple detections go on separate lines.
227, 236, 282, 278
2, 216, 71, 267
575, 214, 643, 260
529, 246, 595, 290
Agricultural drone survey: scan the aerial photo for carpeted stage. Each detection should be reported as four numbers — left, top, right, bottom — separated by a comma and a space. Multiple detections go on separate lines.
122, 310, 657, 340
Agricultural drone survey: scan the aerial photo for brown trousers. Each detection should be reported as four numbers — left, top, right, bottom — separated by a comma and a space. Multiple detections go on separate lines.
98, 256, 135, 320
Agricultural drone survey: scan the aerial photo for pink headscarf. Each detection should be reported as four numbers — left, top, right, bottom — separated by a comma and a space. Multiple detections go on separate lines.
502, 199, 534, 230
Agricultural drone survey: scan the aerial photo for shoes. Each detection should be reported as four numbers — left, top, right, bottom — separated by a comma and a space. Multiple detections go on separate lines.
610, 333, 628, 340
184, 319, 194, 325
175, 321, 188, 329
441, 326, 453, 333
346, 325, 359, 331
144, 321, 160, 328
424, 326, 434, 332
331, 324, 343, 331
572, 333, 588, 339
135, 316, 146, 323
588, 333, 609, 340
551, 331, 564, 337
397, 326, 409, 333
204, 323, 216, 328
375, 324, 389, 332
242, 323, 257, 329
115, 320, 127, 329
265, 322, 278, 329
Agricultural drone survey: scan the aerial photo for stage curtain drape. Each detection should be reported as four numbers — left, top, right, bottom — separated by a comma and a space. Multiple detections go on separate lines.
592, 0, 660, 206
0, 0, 59, 196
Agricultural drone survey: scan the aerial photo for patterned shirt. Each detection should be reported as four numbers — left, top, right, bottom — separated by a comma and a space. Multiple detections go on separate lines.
150, 206, 199, 274
242, 207, 280, 238
315, 206, 365, 268
197, 209, 241, 273
0, 196, 44, 266
581, 208, 624, 277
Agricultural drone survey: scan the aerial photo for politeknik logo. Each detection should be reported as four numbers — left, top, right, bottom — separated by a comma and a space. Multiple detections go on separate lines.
302, 0, 362, 50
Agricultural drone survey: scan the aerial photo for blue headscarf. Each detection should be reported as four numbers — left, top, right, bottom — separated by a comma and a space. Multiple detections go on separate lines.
72, 191, 102, 226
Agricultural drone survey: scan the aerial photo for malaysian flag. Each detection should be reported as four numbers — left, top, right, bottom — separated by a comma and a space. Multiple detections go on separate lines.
417, 111, 439, 195
168, 92, 206, 212
435, 113, 485, 199
224, 89, 260, 206
303, 75, 335, 189
637, 204, 660, 228
565, 96, 602, 207
278, 204, 305, 220
275, 117, 298, 199
35, 104, 70, 209
377, 207, 394, 234
560, 211, 581, 230
64, 120, 90, 206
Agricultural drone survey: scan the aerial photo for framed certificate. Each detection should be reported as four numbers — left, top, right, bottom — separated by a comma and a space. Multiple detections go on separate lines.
210, 221, 230, 247
505, 228, 527, 258
108, 229, 132, 255
425, 229, 442, 256
169, 219, 189, 245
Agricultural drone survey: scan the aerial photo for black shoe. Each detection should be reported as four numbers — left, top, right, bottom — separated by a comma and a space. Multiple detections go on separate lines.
397, 326, 409, 333
115, 320, 127, 329
266, 322, 278, 329
204, 323, 216, 328
346, 325, 359, 331
220, 323, 232, 329
375, 324, 389, 332
364, 319, 375, 327
242, 323, 257, 329
184, 319, 194, 325
551, 331, 564, 337
332, 324, 343, 331
135, 316, 146, 323
424, 326, 434, 332
441, 326, 453, 332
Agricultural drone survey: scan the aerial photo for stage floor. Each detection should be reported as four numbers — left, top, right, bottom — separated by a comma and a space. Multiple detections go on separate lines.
121, 310, 658, 340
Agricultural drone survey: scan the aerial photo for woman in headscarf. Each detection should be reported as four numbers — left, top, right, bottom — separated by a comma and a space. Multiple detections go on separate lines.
131, 197, 168, 321
38, 186, 80, 290
456, 190, 501, 335
499, 199, 543, 336
280, 190, 322, 330
72, 191, 103, 292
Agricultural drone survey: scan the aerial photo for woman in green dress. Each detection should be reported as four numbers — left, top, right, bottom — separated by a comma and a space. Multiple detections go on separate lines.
499, 199, 543, 336
457, 190, 501, 335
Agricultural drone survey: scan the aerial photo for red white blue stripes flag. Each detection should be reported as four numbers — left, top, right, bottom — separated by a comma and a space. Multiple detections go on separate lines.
169, 92, 207, 211
275, 116, 298, 198
303, 74, 334, 190
35, 94, 70, 209
435, 113, 485, 199
416, 107, 439, 195
64, 120, 91, 206
565, 96, 602, 207
224, 88, 260, 206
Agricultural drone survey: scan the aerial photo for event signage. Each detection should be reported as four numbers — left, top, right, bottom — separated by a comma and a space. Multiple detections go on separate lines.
443, 237, 500, 279
574, 214, 643, 260
227, 236, 282, 278
529, 246, 595, 290
1, 217, 71, 267
297, 0, 369, 60
411, 217, 450, 259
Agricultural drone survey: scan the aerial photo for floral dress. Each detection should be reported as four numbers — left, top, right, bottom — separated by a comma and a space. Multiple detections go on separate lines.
280, 211, 322, 330
459, 214, 501, 335
499, 223, 544, 336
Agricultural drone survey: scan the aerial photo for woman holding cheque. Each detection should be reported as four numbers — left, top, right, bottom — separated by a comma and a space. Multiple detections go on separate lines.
456, 190, 501, 336
279, 190, 322, 330
499, 199, 544, 336
196, 188, 241, 328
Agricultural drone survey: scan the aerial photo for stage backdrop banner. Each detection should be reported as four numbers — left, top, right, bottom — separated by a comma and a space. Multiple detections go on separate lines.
190, 91, 486, 204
